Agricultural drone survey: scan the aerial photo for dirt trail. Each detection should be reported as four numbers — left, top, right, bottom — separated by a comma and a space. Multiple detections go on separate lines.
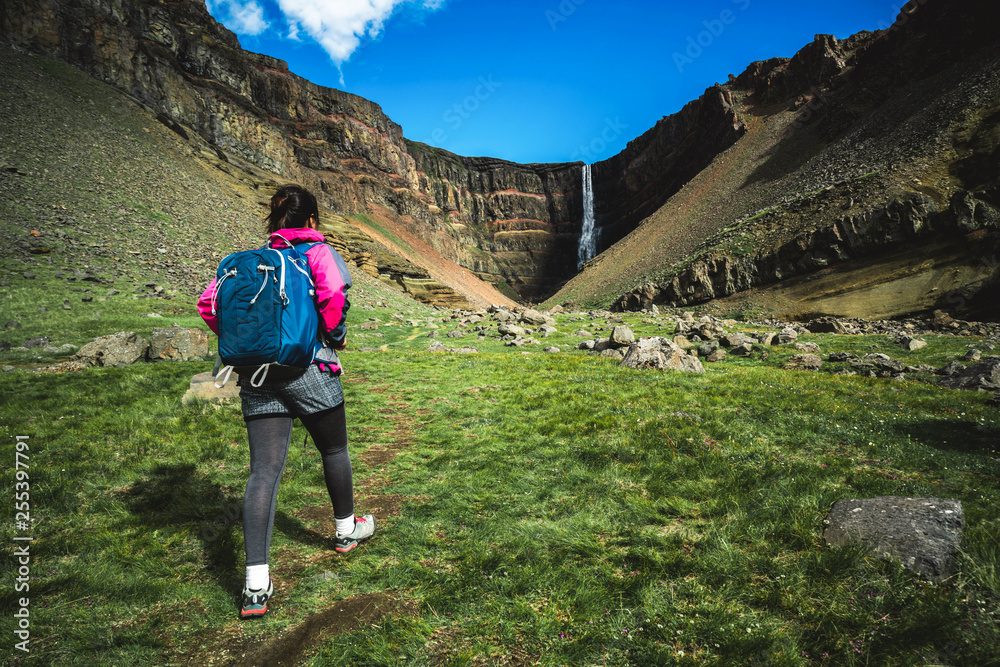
176, 371, 423, 666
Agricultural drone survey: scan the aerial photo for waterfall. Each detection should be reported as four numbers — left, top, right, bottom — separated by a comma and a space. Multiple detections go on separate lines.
577, 163, 596, 269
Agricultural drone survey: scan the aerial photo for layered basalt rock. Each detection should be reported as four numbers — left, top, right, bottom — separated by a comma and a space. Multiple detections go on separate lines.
0, 0, 585, 300
614, 189, 1000, 316
4, 0, 997, 312
406, 148, 584, 298
608, 0, 1000, 316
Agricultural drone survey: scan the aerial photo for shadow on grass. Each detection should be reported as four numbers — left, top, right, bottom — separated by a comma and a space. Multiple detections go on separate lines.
119, 463, 244, 596
118, 464, 340, 597
893, 419, 1000, 457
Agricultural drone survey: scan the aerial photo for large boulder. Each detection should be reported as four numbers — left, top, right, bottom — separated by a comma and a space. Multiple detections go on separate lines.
938, 357, 1000, 392
609, 325, 635, 348
148, 327, 209, 361
822, 496, 964, 583
619, 337, 705, 373
73, 331, 149, 367
519, 309, 554, 326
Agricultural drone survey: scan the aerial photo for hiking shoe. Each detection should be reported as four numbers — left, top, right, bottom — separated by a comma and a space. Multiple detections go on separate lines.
240, 578, 273, 619
333, 514, 376, 553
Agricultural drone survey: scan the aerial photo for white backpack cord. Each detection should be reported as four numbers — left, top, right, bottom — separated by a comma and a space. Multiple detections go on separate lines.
250, 265, 274, 305
249, 363, 271, 388
211, 268, 237, 316
214, 365, 235, 389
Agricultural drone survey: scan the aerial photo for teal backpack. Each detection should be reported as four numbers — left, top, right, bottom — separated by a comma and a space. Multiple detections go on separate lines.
209, 235, 320, 387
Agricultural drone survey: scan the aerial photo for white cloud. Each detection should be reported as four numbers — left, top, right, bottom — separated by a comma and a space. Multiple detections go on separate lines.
208, 0, 271, 36
276, 0, 444, 65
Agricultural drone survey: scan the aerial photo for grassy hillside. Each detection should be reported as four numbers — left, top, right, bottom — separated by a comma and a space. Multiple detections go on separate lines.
2, 43, 999, 667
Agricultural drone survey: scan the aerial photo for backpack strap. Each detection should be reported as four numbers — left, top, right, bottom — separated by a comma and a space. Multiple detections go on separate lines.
266, 233, 295, 249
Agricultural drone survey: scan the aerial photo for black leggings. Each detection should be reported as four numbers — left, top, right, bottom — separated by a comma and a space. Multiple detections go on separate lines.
243, 403, 353, 566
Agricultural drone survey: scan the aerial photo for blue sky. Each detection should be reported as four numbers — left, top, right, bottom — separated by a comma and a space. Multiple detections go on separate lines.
206, 0, 906, 164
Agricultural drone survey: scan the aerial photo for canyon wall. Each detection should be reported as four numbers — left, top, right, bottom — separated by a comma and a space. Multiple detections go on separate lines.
4, 0, 996, 313
0, 0, 587, 300
608, 0, 1000, 317
0, 0, 880, 302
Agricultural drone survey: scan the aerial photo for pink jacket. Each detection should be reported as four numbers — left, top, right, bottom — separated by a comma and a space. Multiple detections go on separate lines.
198, 228, 352, 370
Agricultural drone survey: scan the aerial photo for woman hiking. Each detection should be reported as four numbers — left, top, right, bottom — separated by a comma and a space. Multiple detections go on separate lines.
197, 185, 375, 619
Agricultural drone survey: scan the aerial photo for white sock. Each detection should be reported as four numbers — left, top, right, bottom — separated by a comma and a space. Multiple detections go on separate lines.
246, 564, 269, 590
336, 515, 356, 536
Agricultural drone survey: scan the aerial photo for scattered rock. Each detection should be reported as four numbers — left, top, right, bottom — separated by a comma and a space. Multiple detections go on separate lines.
706, 349, 727, 363
698, 340, 720, 357
939, 361, 966, 376
730, 342, 754, 356
822, 496, 964, 584
720, 332, 748, 348
619, 337, 705, 373
73, 331, 150, 367
777, 327, 798, 344
795, 342, 822, 354
23, 336, 50, 349
672, 335, 694, 349
148, 327, 209, 362
854, 353, 905, 373
609, 325, 635, 348
498, 323, 528, 337
519, 309, 553, 326
426, 341, 478, 354
938, 357, 1000, 392
757, 332, 777, 346
900, 337, 927, 351
182, 371, 240, 405
806, 317, 847, 334
785, 354, 823, 371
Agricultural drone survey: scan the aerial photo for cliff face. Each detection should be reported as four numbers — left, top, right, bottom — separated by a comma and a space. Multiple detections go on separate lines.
604, 0, 1000, 318
590, 86, 747, 251
4, 0, 997, 314
0, 0, 588, 301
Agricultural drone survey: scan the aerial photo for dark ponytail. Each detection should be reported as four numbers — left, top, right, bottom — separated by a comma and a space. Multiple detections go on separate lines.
265, 185, 319, 234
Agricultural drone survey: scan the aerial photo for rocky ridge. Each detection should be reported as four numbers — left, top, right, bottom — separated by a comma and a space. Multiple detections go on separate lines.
603, 0, 1000, 318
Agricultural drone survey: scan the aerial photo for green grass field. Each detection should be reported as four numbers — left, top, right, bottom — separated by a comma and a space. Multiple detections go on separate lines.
2, 294, 999, 666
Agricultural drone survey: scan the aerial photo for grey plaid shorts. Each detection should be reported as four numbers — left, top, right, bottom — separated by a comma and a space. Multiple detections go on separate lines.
238, 364, 344, 418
